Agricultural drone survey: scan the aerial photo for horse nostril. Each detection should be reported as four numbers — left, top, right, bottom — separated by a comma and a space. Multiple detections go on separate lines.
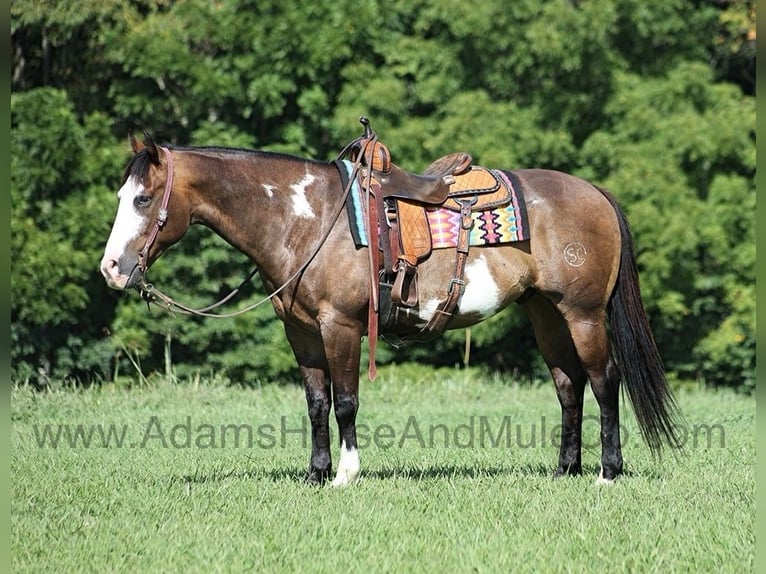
101, 258, 118, 278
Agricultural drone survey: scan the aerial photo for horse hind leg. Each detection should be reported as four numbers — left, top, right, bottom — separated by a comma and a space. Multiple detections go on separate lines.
520, 292, 587, 477
566, 316, 623, 484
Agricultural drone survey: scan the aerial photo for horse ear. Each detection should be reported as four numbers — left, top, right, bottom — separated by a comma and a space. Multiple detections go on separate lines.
139, 131, 161, 164
129, 132, 143, 154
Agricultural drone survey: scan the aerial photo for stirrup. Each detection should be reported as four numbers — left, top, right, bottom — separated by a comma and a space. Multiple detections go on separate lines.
391, 258, 419, 308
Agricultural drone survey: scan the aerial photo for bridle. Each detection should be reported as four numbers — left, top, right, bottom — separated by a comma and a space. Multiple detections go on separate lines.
137, 146, 174, 275
134, 136, 375, 319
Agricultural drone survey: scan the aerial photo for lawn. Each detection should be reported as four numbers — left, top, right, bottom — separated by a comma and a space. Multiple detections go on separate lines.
11, 367, 755, 573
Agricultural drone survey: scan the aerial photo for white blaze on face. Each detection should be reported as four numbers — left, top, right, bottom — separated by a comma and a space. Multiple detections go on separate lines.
332, 440, 361, 487
290, 173, 316, 218
100, 176, 149, 287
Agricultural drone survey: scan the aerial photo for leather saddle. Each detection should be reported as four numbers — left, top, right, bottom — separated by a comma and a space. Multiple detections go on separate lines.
353, 136, 510, 213
347, 118, 513, 339
353, 135, 473, 202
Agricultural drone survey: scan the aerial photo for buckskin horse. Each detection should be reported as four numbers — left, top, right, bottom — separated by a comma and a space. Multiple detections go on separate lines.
100, 120, 681, 486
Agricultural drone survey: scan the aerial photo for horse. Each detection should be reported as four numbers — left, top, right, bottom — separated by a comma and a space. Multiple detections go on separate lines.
100, 127, 681, 486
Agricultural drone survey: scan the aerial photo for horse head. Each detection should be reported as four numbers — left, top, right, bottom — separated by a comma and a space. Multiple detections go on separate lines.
100, 132, 191, 290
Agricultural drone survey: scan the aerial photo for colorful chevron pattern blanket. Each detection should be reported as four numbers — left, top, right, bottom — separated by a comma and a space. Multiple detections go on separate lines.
339, 161, 529, 249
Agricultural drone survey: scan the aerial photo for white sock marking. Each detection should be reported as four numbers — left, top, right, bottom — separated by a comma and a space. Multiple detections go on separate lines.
595, 465, 616, 486
332, 440, 361, 487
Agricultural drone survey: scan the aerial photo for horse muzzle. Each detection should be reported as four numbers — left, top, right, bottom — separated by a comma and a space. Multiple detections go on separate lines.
100, 254, 143, 291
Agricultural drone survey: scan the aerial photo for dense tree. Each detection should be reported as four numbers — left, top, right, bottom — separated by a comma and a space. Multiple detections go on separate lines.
11, 0, 755, 390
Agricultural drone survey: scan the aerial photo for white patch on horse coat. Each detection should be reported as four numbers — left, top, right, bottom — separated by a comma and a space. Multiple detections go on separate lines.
459, 256, 501, 317
417, 255, 500, 323
262, 183, 276, 198
418, 298, 442, 324
290, 174, 316, 218
103, 176, 148, 263
332, 440, 361, 487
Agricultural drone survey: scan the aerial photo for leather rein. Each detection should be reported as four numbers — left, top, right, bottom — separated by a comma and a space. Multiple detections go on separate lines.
135, 140, 373, 319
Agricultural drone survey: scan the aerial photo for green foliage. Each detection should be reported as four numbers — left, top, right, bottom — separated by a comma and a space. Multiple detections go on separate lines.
11, 88, 84, 207
11, 0, 755, 390
106, 226, 300, 385
11, 88, 130, 385
578, 62, 755, 388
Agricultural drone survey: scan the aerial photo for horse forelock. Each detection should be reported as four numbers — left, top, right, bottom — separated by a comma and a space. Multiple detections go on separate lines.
121, 148, 154, 186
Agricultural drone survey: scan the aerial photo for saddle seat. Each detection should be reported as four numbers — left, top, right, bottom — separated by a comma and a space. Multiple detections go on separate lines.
361, 140, 473, 205
362, 141, 508, 211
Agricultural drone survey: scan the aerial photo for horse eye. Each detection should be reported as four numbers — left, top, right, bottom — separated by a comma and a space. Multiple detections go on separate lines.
134, 195, 152, 208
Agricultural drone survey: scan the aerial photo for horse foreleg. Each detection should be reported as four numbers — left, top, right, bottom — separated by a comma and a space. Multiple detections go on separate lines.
322, 320, 363, 487
285, 325, 333, 485
520, 293, 587, 476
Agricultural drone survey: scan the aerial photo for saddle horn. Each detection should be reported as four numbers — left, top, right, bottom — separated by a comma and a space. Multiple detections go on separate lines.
359, 116, 374, 138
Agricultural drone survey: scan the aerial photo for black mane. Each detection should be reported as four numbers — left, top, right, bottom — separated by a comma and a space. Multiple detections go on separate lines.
169, 145, 327, 165
121, 144, 328, 186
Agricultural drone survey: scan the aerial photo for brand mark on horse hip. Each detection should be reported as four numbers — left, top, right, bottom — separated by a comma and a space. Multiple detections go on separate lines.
563, 242, 587, 267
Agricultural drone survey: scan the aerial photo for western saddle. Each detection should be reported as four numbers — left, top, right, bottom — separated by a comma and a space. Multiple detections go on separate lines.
338, 118, 513, 376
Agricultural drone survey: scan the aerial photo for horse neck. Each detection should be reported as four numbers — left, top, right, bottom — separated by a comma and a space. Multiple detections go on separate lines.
182, 149, 343, 281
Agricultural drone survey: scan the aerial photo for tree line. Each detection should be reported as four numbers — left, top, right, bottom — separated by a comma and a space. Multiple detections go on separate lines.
11, 0, 755, 390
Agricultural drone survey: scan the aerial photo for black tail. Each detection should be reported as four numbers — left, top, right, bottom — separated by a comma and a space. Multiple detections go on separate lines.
598, 188, 683, 453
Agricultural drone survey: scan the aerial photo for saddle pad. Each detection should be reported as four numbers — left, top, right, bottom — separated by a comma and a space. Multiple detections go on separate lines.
428, 204, 523, 248
430, 170, 528, 247
337, 160, 529, 248
337, 160, 368, 246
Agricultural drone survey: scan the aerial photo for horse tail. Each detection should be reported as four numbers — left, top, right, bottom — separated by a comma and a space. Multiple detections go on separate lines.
598, 186, 683, 454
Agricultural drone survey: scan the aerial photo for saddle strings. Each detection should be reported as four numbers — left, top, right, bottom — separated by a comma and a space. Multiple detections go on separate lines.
137, 136, 374, 319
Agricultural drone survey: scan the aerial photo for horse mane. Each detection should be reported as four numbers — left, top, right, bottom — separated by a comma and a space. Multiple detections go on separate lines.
122, 144, 328, 186
169, 145, 328, 166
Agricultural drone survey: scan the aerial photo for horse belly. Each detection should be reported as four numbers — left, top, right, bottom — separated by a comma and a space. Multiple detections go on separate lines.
386, 245, 532, 334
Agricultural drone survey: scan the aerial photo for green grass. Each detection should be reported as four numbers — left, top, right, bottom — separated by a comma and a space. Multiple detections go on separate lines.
12, 367, 755, 573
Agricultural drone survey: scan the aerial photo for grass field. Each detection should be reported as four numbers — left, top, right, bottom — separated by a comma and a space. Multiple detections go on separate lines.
12, 367, 755, 573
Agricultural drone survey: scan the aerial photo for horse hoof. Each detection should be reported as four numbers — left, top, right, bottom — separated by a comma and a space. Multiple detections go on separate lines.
553, 465, 581, 479
595, 465, 621, 485
595, 475, 618, 486
305, 469, 330, 486
331, 469, 361, 487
